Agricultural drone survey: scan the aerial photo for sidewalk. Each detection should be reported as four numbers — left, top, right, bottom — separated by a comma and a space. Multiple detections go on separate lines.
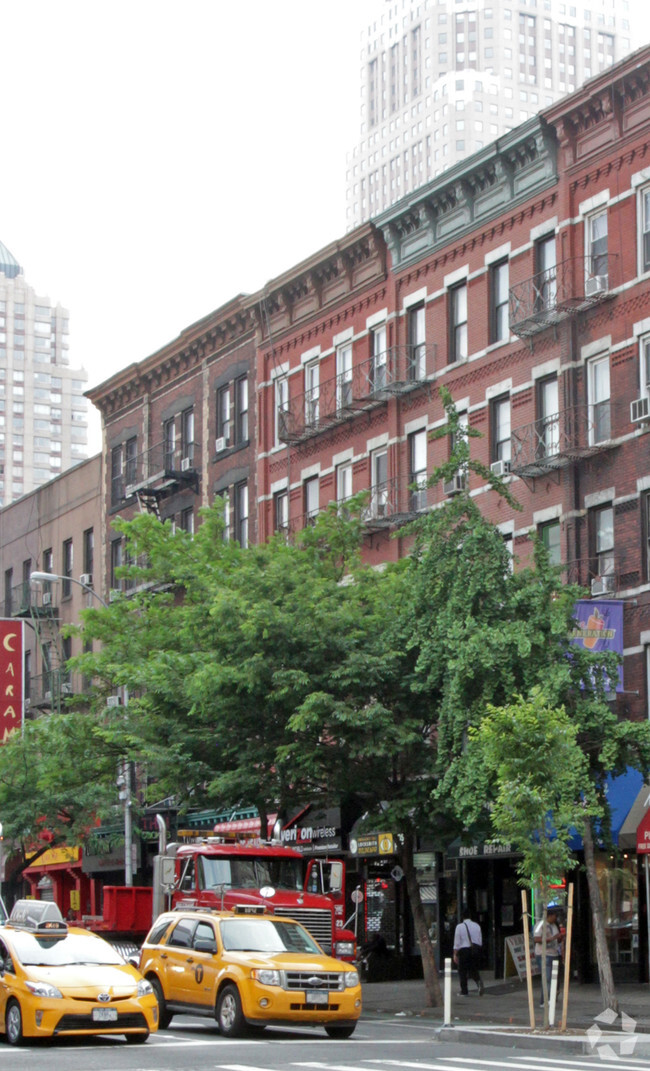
361, 975, 650, 1056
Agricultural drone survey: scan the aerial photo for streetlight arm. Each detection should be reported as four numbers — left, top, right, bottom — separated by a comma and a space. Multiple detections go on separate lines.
29, 572, 109, 609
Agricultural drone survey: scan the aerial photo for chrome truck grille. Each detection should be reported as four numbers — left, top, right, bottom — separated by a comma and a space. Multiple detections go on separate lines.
273, 907, 333, 953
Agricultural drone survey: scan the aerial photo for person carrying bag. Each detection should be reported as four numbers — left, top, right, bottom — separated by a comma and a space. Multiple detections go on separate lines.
452, 907, 484, 996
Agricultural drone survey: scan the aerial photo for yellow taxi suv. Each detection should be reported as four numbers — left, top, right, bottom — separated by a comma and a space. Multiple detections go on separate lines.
0, 900, 158, 1046
138, 905, 362, 1038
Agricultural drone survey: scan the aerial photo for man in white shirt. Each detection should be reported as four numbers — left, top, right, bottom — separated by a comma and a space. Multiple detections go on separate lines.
453, 907, 484, 996
533, 907, 562, 1006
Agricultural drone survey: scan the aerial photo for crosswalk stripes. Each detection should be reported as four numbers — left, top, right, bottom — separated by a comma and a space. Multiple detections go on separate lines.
214, 1057, 650, 1071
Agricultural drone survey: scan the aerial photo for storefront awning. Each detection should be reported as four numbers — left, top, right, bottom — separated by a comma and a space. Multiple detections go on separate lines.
569, 767, 645, 850
617, 782, 650, 850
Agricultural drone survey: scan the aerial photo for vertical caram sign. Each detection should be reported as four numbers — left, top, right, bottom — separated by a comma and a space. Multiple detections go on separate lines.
0, 619, 24, 741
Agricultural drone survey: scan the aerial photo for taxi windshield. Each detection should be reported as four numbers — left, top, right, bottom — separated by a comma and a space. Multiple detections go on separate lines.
10, 931, 126, 967
219, 918, 321, 954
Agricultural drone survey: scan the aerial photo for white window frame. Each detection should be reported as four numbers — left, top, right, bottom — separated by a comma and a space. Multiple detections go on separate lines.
371, 323, 388, 391
274, 377, 289, 447
336, 342, 353, 409
587, 353, 611, 445
586, 208, 608, 284
639, 183, 650, 275
336, 462, 353, 508
370, 448, 388, 518
304, 359, 320, 426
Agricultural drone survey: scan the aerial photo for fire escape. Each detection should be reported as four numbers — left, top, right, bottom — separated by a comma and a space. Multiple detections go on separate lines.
11, 579, 67, 715
117, 440, 201, 517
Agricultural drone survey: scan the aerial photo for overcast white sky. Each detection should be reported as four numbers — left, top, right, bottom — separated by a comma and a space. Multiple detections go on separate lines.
2, 0, 647, 452
2, 0, 378, 446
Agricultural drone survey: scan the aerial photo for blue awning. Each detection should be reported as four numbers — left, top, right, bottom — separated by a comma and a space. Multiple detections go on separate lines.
569, 767, 645, 850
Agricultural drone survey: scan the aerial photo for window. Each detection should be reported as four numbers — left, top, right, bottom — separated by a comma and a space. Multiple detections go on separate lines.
643, 492, 650, 582
234, 482, 248, 547
304, 476, 319, 524
217, 385, 231, 446
588, 354, 610, 444
408, 304, 426, 380
180, 507, 194, 535
235, 376, 248, 443
491, 395, 511, 463
163, 418, 175, 470
370, 449, 388, 519
536, 234, 557, 310
537, 375, 559, 457
490, 260, 509, 343
275, 377, 288, 446
274, 490, 288, 533
336, 342, 353, 408
181, 408, 194, 463
124, 437, 137, 487
592, 504, 614, 577
62, 539, 73, 599
336, 462, 353, 514
83, 528, 94, 580
110, 539, 123, 592
111, 444, 123, 506
449, 282, 468, 362
539, 519, 561, 565
3, 568, 12, 617
409, 430, 428, 511
586, 209, 608, 282
640, 186, 650, 273
639, 335, 650, 399
371, 324, 388, 391
61, 635, 72, 691
305, 359, 320, 426
42, 549, 53, 597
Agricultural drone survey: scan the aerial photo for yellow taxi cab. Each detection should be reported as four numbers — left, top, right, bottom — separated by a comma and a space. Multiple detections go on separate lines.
0, 899, 158, 1046
138, 905, 362, 1038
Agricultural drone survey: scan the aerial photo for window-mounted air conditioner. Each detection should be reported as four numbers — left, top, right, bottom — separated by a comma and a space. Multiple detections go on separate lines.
591, 574, 616, 597
585, 274, 608, 297
181, 457, 192, 472
106, 695, 121, 708
631, 396, 650, 424
443, 473, 466, 496
42, 592, 52, 606
215, 437, 228, 453
80, 573, 92, 587
490, 459, 512, 478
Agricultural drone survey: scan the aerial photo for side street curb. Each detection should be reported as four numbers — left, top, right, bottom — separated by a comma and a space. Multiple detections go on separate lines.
434, 1025, 650, 1058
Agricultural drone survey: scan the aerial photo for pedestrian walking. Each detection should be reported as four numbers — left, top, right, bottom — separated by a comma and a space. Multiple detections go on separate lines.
533, 906, 562, 1006
453, 907, 484, 996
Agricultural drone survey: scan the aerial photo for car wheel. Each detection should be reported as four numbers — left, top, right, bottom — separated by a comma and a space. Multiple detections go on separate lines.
5, 1001, 23, 1047
125, 1031, 149, 1044
149, 975, 173, 1029
325, 1023, 357, 1039
217, 984, 245, 1037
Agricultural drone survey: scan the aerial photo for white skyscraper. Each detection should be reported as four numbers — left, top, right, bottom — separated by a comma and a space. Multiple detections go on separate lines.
346, 0, 644, 228
0, 241, 89, 506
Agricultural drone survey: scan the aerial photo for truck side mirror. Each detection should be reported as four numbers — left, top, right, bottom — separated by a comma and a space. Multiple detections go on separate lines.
328, 861, 343, 894
160, 857, 177, 886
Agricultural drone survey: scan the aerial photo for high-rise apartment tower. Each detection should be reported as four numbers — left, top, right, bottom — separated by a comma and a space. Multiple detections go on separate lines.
346, 0, 644, 227
0, 241, 89, 506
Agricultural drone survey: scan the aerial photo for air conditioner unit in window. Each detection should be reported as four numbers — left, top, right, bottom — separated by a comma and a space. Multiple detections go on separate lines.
106, 695, 121, 708
591, 574, 616, 597
631, 396, 650, 423
490, 459, 512, 478
585, 274, 608, 297
42, 592, 52, 606
181, 457, 192, 472
80, 573, 92, 587
215, 437, 227, 453
443, 473, 466, 496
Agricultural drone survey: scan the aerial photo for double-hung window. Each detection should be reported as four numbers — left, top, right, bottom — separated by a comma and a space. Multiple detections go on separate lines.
586, 209, 608, 285
235, 481, 248, 547
588, 354, 610, 444
408, 304, 426, 380
217, 385, 231, 447
337, 462, 353, 512
409, 430, 428, 511
370, 449, 388, 518
124, 436, 137, 487
62, 539, 73, 599
449, 282, 468, 362
274, 490, 288, 533
163, 417, 175, 471
83, 528, 94, 582
304, 476, 319, 524
336, 342, 353, 409
592, 504, 614, 578
537, 375, 559, 457
644, 492, 650, 582
491, 395, 511, 464
235, 376, 248, 443
111, 538, 123, 592
305, 359, 320, 426
111, 444, 123, 506
371, 324, 388, 392
539, 519, 561, 565
536, 234, 557, 310
490, 260, 509, 344
181, 408, 194, 464
641, 185, 650, 273
275, 377, 288, 446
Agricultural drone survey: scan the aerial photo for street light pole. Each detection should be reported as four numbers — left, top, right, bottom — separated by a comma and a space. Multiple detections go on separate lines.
29, 571, 134, 885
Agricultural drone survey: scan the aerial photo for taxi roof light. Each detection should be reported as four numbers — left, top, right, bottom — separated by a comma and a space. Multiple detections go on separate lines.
9, 899, 68, 934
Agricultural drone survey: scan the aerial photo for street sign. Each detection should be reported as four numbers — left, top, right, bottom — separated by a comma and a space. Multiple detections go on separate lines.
637, 809, 650, 854
351, 888, 364, 904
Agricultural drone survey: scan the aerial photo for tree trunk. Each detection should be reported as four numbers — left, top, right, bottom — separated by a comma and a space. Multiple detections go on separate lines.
402, 832, 443, 1007
583, 819, 618, 1012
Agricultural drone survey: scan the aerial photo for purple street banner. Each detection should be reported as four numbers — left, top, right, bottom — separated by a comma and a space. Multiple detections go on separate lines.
0, 618, 24, 741
570, 599, 624, 693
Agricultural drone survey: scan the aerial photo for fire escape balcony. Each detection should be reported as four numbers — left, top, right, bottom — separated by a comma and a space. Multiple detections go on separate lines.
278, 345, 435, 445
118, 440, 201, 509
563, 557, 619, 598
277, 476, 435, 537
509, 256, 619, 339
510, 402, 621, 479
